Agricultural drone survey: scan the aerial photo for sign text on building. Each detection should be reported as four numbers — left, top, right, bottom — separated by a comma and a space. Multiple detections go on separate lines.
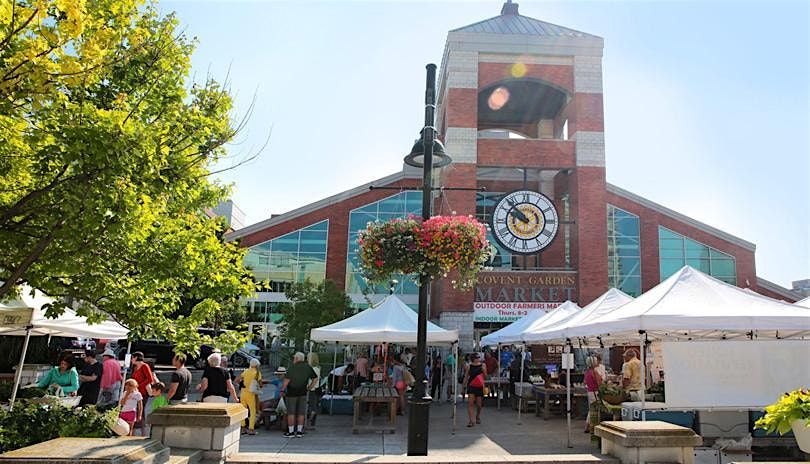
474, 272, 577, 304
473, 302, 561, 323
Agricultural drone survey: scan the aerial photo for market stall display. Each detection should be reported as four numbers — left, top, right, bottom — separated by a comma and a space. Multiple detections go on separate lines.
0, 285, 130, 409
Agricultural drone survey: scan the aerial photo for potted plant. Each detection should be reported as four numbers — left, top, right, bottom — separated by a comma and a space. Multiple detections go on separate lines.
358, 215, 492, 290
755, 388, 810, 453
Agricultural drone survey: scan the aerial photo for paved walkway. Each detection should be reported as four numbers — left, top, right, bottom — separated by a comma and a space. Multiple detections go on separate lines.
235, 401, 602, 457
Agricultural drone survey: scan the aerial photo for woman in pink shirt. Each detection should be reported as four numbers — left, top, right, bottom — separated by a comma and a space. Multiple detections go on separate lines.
583, 356, 603, 433
99, 349, 124, 406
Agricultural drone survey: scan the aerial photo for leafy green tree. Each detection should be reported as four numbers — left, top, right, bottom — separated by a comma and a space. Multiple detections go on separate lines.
0, 0, 256, 353
279, 279, 352, 349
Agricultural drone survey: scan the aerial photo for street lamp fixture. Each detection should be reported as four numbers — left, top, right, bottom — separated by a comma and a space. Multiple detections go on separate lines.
404, 133, 452, 168
405, 63, 449, 456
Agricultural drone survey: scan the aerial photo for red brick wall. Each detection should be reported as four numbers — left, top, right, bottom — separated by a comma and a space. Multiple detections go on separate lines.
477, 139, 575, 167
573, 93, 604, 133
571, 167, 608, 305
238, 178, 421, 289
478, 63, 574, 93
605, 191, 758, 292
446, 88, 478, 128
752, 286, 797, 303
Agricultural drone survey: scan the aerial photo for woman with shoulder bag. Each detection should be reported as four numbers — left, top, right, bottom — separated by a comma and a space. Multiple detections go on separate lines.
236, 358, 262, 435
463, 352, 487, 427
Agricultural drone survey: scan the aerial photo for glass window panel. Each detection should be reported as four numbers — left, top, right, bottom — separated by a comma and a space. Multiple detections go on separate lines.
378, 196, 407, 213
299, 251, 326, 261
271, 236, 299, 252
659, 248, 684, 259
684, 239, 710, 259
686, 258, 711, 273
659, 238, 683, 250
299, 238, 327, 253
619, 276, 641, 297
660, 258, 685, 279
710, 258, 735, 277
349, 213, 377, 234
616, 257, 641, 276
717, 276, 737, 285
710, 249, 733, 260
304, 221, 328, 232
658, 227, 682, 240
377, 212, 403, 222
355, 203, 378, 213
613, 217, 640, 238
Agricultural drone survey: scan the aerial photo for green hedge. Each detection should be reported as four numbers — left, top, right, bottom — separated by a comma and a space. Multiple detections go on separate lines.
0, 401, 117, 453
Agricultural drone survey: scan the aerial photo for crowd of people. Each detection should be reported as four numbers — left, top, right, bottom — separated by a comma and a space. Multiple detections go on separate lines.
24, 341, 648, 440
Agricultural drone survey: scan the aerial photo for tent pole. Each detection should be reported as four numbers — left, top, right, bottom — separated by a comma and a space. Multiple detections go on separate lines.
452, 342, 457, 434
330, 343, 337, 416
120, 340, 131, 399
640, 332, 646, 419
565, 344, 572, 448
518, 344, 525, 425
497, 343, 501, 410
9, 327, 33, 411
439, 347, 444, 402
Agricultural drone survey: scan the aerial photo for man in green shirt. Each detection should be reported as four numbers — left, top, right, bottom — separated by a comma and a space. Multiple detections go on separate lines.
282, 352, 317, 438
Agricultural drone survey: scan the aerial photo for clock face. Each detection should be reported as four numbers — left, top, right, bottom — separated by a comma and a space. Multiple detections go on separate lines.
491, 190, 559, 255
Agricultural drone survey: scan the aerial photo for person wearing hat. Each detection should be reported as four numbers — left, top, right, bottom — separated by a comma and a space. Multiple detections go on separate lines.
269, 366, 286, 401
78, 350, 103, 406
98, 348, 123, 406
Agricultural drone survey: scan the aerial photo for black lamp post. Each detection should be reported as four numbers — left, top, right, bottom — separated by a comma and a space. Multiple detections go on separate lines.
403, 63, 452, 456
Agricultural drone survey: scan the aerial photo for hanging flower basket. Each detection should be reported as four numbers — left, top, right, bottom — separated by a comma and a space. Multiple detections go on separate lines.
358, 215, 492, 290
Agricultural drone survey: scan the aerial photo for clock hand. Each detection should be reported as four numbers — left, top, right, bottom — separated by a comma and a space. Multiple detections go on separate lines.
510, 208, 530, 224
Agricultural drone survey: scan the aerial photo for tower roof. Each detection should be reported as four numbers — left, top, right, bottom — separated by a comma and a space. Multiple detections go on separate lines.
451, 1, 599, 39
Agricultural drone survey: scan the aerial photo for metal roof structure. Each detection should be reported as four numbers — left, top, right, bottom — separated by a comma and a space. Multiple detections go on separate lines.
451, 1, 600, 39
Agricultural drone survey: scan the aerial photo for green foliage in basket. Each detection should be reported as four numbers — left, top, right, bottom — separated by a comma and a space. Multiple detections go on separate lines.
598, 382, 625, 397
0, 400, 117, 453
0, 384, 47, 403
755, 388, 810, 436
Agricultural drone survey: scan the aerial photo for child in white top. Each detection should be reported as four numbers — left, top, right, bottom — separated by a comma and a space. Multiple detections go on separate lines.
119, 379, 143, 436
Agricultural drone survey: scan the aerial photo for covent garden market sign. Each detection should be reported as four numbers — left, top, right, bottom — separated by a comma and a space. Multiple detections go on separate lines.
473, 271, 577, 323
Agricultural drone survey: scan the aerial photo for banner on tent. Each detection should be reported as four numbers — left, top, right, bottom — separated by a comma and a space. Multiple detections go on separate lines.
473, 302, 560, 322
663, 340, 810, 408
0, 308, 33, 327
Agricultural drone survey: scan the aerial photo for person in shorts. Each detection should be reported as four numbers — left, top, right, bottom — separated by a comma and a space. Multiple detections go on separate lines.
281, 352, 317, 438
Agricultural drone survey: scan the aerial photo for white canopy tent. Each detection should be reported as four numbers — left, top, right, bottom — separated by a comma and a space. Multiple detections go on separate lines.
479, 300, 581, 346
310, 295, 458, 345
0, 285, 129, 409
796, 296, 810, 309
310, 295, 460, 429
559, 266, 810, 342
522, 288, 634, 343
536, 266, 810, 415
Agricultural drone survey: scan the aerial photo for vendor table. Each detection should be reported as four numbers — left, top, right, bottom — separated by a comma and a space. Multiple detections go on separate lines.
485, 377, 508, 408
352, 385, 398, 434
533, 385, 588, 420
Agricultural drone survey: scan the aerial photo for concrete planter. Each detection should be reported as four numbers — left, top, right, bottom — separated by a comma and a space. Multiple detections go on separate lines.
791, 419, 810, 453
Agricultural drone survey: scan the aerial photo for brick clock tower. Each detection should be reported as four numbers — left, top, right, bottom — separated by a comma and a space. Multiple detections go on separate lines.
432, 1, 608, 348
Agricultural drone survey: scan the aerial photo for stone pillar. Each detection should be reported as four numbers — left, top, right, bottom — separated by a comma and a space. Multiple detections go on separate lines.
595, 421, 703, 464
149, 403, 248, 462
0, 437, 169, 463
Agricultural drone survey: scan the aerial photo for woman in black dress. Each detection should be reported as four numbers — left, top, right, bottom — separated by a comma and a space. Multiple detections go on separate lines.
462, 352, 488, 427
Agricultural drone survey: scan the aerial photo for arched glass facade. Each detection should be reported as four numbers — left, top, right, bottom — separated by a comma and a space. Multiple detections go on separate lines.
244, 220, 329, 293
345, 192, 421, 297
607, 205, 641, 296
659, 226, 736, 284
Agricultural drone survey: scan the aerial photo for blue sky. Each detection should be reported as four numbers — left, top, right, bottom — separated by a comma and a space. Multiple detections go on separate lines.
164, 1, 809, 289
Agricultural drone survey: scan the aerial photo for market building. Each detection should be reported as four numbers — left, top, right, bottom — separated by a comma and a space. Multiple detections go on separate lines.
225, 1, 801, 350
